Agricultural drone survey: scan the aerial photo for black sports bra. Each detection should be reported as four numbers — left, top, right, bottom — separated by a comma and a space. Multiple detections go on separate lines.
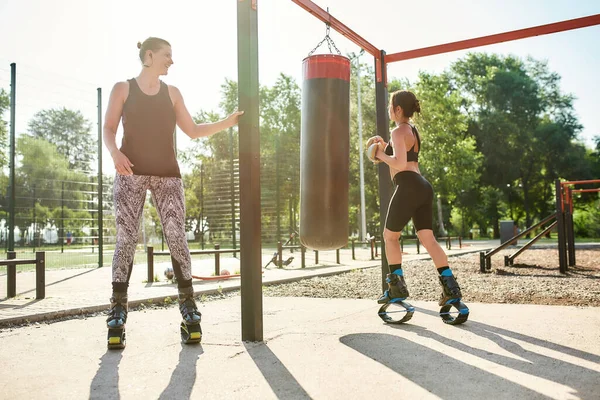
384, 123, 420, 162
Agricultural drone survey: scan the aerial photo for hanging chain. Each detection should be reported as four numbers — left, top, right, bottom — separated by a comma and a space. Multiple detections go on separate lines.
308, 23, 342, 56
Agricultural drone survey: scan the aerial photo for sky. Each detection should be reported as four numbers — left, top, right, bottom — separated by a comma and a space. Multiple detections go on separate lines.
0, 0, 599, 175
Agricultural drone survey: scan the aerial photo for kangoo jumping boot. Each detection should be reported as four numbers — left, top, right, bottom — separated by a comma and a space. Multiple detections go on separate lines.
107, 292, 128, 349
377, 270, 409, 304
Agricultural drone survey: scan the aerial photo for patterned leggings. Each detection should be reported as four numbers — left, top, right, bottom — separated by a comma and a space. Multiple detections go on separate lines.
112, 175, 192, 289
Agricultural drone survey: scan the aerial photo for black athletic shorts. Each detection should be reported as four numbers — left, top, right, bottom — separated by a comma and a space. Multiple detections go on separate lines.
384, 171, 434, 232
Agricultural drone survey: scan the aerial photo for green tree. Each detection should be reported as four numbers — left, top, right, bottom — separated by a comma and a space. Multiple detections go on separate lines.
28, 107, 95, 173
16, 135, 91, 244
451, 53, 588, 234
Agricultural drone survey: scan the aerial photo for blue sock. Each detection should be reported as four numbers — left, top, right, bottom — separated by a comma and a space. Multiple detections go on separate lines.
437, 266, 453, 277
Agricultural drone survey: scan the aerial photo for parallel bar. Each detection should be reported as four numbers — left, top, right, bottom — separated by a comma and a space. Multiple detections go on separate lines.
97, 88, 104, 268
507, 221, 557, 265
375, 50, 391, 291
386, 14, 600, 63
290, 0, 380, 58
485, 213, 557, 259
154, 249, 239, 256
238, 0, 263, 342
0, 258, 43, 266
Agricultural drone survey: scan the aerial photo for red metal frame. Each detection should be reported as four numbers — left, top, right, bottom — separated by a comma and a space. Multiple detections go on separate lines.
386, 14, 600, 63
561, 179, 600, 186
571, 189, 600, 193
291, 0, 379, 58
291, 0, 600, 84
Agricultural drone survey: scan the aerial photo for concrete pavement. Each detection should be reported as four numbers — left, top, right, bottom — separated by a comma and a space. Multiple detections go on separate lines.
0, 241, 493, 326
0, 296, 598, 399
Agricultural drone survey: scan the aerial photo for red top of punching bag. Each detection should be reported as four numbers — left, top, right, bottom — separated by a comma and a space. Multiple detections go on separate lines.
303, 54, 350, 81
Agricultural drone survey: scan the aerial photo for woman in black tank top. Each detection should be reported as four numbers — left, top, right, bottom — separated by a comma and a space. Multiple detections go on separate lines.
102, 37, 243, 347
371, 90, 465, 310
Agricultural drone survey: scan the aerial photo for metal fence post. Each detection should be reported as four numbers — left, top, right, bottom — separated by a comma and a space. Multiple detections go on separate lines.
7, 251, 16, 298
277, 241, 283, 268
215, 243, 221, 276
36, 251, 45, 299
97, 87, 104, 268
147, 245, 154, 283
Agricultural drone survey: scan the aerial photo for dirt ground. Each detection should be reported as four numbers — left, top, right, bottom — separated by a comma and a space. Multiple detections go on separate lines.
263, 248, 600, 307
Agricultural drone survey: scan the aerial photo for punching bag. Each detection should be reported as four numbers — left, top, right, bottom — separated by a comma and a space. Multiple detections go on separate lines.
300, 54, 350, 251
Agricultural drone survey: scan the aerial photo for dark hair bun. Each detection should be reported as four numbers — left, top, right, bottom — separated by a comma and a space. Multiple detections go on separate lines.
414, 99, 421, 113
137, 42, 142, 49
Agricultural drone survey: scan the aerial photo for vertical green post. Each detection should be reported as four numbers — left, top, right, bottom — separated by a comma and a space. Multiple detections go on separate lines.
555, 180, 567, 273
97, 88, 104, 268
61, 181, 64, 253
32, 185, 36, 253
200, 163, 205, 250
230, 128, 236, 254
375, 51, 391, 291
237, 0, 263, 342
276, 134, 281, 241
8, 63, 16, 252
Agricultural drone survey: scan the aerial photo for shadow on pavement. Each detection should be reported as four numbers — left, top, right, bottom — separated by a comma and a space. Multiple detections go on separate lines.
413, 306, 600, 399
89, 350, 123, 400
158, 343, 204, 400
245, 341, 311, 399
340, 332, 550, 399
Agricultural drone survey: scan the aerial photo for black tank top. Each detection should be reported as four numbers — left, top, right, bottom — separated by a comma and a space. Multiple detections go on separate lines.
384, 123, 420, 162
120, 78, 181, 177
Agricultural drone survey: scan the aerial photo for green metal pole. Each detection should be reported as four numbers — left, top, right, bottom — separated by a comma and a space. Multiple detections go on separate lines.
230, 128, 236, 253
97, 88, 103, 268
375, 52, 391, 292
61, 181, 64, 253
32, 185, 36, 253
8, 63, 16, 252
238, 0, 263, 342
200, 163, 205, 250
276, 134, 281, 241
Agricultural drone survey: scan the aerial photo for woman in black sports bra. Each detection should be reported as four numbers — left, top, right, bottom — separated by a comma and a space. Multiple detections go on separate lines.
371, 90, 464, 307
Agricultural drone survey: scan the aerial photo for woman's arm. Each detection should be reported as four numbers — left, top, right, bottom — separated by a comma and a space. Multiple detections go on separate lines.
103, 82, 134, 175
376, 125, 409, 170
169, 85, 243, 139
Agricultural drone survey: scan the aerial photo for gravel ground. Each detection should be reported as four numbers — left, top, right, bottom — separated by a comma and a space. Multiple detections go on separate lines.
3, 247, 597, 331
263, 248, 600, 307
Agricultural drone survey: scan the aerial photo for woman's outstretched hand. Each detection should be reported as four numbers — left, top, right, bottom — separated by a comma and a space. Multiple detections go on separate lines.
227, 110, 244, 127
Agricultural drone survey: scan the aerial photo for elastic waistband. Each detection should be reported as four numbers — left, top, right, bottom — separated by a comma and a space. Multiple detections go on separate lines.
392, 171, 422, 185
